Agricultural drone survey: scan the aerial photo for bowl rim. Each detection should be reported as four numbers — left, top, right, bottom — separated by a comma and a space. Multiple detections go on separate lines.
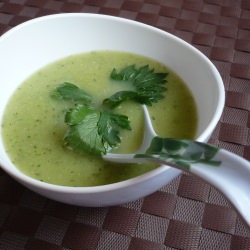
0, 13, 225, 193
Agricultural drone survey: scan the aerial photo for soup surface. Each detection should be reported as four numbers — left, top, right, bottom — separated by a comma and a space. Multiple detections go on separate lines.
2, 51, 197, 186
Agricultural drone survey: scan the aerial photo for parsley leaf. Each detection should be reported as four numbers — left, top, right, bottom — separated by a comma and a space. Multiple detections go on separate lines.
98, 111, 131, 147
52, 64, 168, 156
64, 104, 131, 156
103, 65, 168, 108
51, 82, 93, 104
101, 91, 137, 109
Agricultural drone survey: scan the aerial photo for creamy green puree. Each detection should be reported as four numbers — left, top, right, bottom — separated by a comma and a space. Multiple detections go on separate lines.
2, 51, 197, 186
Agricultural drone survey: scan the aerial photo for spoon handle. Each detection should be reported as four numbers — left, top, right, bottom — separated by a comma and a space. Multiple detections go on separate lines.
135, 137, 250, 228
104, 137, 250, 227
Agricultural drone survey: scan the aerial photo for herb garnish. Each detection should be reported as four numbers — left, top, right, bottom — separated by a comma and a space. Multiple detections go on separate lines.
51, 82, 93, 104
103, 65, 168, 108
52, 64, 168, 156
64, 104, 131, 156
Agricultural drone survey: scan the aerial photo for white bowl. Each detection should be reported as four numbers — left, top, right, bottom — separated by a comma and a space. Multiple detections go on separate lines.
0, 13, 224, 206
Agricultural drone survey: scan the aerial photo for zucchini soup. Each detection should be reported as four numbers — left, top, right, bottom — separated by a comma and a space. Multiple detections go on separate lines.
1, 51, 197, 186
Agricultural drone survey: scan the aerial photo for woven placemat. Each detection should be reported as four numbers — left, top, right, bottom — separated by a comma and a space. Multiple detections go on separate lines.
0, 0, 250, 249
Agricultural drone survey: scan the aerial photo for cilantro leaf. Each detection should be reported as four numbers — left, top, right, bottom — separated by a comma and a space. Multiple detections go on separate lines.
51, 82, 93, 103
64, 104, 130, 156
103, 65, 168, 108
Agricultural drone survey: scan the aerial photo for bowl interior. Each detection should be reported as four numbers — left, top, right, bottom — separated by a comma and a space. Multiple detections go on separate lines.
0, 13, 224, 189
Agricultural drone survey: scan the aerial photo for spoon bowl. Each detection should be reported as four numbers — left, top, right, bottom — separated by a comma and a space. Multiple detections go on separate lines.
104, 106, 250, 228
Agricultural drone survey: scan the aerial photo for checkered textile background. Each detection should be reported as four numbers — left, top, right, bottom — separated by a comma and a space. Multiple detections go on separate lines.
0, 0, 250, 249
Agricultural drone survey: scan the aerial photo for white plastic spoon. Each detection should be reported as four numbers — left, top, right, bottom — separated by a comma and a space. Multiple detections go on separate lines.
103, 105, 250, 228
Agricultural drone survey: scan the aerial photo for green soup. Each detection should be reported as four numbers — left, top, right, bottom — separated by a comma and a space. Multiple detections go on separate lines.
2, 51, 197, 186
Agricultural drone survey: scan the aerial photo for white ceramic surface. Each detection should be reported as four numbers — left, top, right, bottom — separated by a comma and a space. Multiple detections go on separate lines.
105, 106, 250, 228
0, 13, 225, 206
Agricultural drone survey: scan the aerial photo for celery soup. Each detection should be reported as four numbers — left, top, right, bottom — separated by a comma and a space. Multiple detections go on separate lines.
1, 51, 197, 186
